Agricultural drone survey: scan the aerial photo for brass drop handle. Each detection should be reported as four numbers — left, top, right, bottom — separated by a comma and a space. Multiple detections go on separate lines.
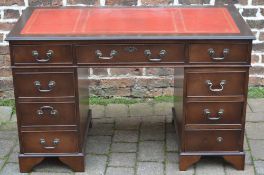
144, 49, 167, 62
205, 80, 226, 92
95, 50, 118, 60
203, 109, 224, 120
40, 138, 60, 150
208, 48, 229, 61
34, 80, 56, 92
216, 137, 223, 143
37, 106, 58, 117
32, 50, 54, 63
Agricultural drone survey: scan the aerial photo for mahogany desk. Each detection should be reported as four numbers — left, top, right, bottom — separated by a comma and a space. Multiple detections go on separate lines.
6, 6, 255, 173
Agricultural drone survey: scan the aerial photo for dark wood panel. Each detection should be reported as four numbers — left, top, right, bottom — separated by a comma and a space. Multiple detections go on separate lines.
185, 129, 242, 152
76, 44, 185, 64
186, 101, 244, 125
21, 130, 79, 153
17, 101, 77, 126
186, 68, 247, 97
13, 71, 75, 98
12, 44, 73, 66
189, 43, 250, 64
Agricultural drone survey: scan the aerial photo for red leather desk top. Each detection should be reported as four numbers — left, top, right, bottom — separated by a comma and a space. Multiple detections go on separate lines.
21, 8, 240, 35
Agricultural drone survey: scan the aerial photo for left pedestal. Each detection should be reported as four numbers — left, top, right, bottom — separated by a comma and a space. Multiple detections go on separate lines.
12, 65, 91, 173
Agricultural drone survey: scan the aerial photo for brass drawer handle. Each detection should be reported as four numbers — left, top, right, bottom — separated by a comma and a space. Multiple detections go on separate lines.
203, 109, 224, 120
34, 80, 56, 92
208, 48, 229, 61
40, 138, 60, 150
32, 50, 54, 63
205, 80, 226, 92
144, 49, 167, 62
95, 50, 118, 60
36, 106, 58, 117
216, 137, 223, 143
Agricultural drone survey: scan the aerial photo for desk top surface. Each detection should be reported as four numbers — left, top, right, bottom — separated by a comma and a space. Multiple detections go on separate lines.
6, 6, 255, 41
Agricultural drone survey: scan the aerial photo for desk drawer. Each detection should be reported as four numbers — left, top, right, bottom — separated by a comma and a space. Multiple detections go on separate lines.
14, 70, 75, 98
12, 45, 73, 65
189, 43, 250, 63
76, 44, 185, 64
17, 102, 76, 126
186, 101, 244, 125
185, 130, 242, 152
186, 69, 247, 97
21, 131, 78, 153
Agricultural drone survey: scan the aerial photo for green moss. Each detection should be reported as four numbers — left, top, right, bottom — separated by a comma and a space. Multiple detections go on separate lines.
248, 86, 264, 98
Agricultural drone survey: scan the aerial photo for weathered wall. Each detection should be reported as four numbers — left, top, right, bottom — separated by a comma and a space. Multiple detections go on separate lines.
0, 0, 263, 98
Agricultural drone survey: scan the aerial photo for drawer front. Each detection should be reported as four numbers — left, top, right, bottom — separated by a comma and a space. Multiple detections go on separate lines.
186, 69, 247, 97
76, 44, 185, 64
186, 101, 244, 125
185, 130, 242, 152
17, 102, 76, 126
14, 71, 75, 98
21, 131, 78, 153
12, 45, 73, 65
189, 43, 250, 63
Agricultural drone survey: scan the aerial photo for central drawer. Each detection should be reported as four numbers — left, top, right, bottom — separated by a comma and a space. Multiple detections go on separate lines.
17, 102, 77, 126
13, 70, 75, 98
76, 44, 185, 64
21, 131, 79, 153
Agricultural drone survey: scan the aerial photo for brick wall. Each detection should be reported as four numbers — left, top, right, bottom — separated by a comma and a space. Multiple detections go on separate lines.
0, 0, 263, 98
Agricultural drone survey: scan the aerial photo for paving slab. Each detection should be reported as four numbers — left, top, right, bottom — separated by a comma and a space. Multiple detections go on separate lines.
195, 157, 225, 175
225, 164, 255, 175
1, 163, 28, 175
129, 103, 153, 117
105, 104, 129, 118
246, 112, 264, 122
166, 123, 175, 133
254, 160, 264, 175
142, 116, 166, 123
140, 123, 165, 141
137, 162, 164, 175
154, 102, 173, 116
165, 163, 194, 175
108, 153, 136, 167
0, 130, 17, 140
115, 117, 141, 130
111, 142, 137, 153
86, 135, 111, 155
90, 105, 105, 118
105, 167, 134, 175
0, 139, 15, 158
246, 122, 264, 139
113, 130, 138, 142
0, 106, 12, 121
166, 133, 178, 152
248, 139, 264, 160
245, 150, 253, 165
248, 99, 264, 112
93, 118, 114, 124
88, 123, 114, 136
138, 141, 164, 162
75, 154, 107, 175
166, 152, 179, 163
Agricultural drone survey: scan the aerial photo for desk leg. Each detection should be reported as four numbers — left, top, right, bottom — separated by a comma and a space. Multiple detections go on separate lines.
223, 154, 245, 170
19, 156, 44, 173
179, 155, 201, 171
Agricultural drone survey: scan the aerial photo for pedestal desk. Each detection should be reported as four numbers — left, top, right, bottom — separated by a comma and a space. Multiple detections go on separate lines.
6, 5, 255, 173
